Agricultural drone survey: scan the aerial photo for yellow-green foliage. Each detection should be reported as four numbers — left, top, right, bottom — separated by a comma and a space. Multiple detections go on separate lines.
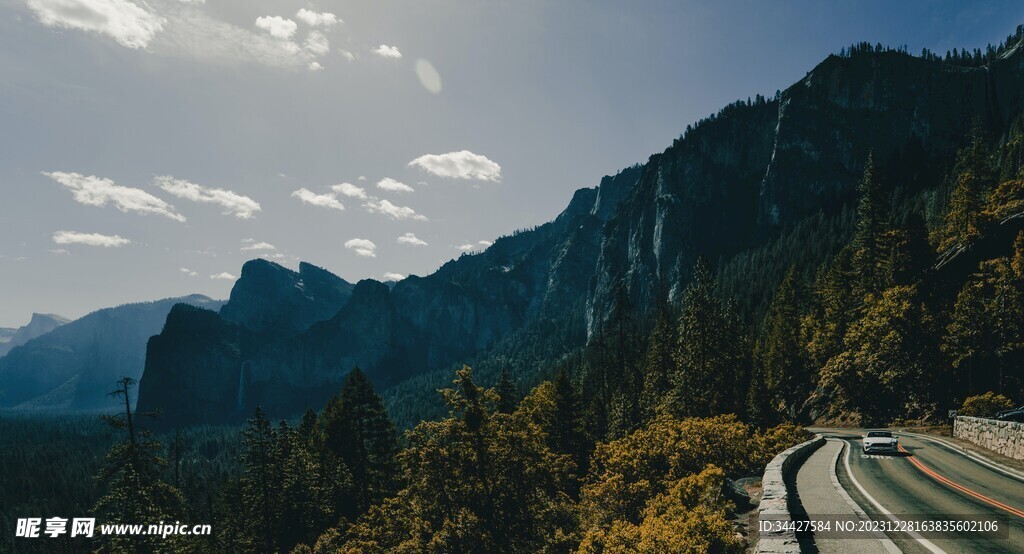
578, 415, 807, 552
960, 392, 1016, 417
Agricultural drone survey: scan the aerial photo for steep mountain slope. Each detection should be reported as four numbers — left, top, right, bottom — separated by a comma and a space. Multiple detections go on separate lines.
138, 38, 1024, 427
0, 313, 68, 357
0, 295, 221, 411
137, 167, 641, 425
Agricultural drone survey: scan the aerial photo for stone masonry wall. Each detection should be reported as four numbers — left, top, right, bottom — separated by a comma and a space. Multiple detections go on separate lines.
954, 415, 1024, 460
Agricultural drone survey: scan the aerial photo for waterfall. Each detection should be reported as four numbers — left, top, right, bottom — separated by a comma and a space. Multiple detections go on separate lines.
236, 362, 246, 413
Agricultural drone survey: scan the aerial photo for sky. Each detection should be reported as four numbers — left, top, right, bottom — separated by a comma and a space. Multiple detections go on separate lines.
1, 0, 1023, 327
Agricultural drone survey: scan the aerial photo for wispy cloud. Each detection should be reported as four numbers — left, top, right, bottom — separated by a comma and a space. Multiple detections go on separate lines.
210, 272, 236, 280
179, 267, 198, 277
295, 9, 339, 27
479, 240, 493, 247
344, 238, 377, 257
376, 177, 414, 193
156, 175, 260, 219
44, 171, 185, 222
409, 150, 502, 181
397, 232, 428, 246
291, 188, 345, 210
332, 182, 367, 199
457, 243, 476, 252
27, 0, 166, 49
364, 199, 427, 221
373, 44, 402, 59
383, 272, 405, 281
240, 239, 276, 251
53, 230, 130, 247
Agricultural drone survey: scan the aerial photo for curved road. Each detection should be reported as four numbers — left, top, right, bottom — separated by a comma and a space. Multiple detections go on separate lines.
795, 429, 1024, 553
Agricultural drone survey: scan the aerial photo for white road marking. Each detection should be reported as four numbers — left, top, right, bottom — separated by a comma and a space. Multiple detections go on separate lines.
840, 438, 946, 554
827, 438, 902, 553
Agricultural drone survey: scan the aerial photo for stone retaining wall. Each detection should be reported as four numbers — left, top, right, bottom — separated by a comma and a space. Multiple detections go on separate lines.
754, 434, 825, 554
954, 415, 1024, 460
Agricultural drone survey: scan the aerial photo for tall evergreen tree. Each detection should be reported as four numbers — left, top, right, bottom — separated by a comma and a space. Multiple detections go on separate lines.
94, 377, 184, 553
942, 123, 994, 249
495, 368, 519, 414
852, 151, 888, 297
756, 267, 809, 420
318, 367, 398, 516
240, 406, 280, 553
669, 258, 747, 417
641, 292, 677, 417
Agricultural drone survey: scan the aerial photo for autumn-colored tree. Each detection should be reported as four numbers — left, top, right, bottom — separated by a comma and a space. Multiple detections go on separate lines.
340, 366, 578, 553
941, 124, 995, 249
821, 286, 939, 423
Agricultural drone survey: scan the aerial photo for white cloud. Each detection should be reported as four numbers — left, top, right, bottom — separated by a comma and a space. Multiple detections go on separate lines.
408, 151, 502, 181
291, 188, 345, 210
373, 44, 402, 59
307, 61, 323, 71
27, 0, 165, 49
376, 177, 414, 193
397, 232, 428, 246
255, 16, 296, 40
332, 182, 367, 199
339, 49, 355, 61
44, 171, 185, 221
52, 230, 130, 248
156, 175, 261, 219
261, 252, 285, 260
295, 9, 338, 27
415, 59, 442, 94
344, 238, 377, 257
241, 239, 276, 251
304, 30, 329, 56
179, 267, 198, 276
357, 175, 366, 181
49, 248, 70, 255
383, 272, 405, 281
479, 240, 493, 247
210, 272, 237, 280
364, 199, 427, 221
457, 243, 475, 252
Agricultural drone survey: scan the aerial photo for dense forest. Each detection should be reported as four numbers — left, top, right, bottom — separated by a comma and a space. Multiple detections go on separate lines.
7, 29, 1024, 551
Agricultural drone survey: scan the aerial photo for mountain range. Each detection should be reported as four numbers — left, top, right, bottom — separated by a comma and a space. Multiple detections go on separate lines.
0, 295, 222, 411
0, 313, 68, 357
127, 38, 1024, 427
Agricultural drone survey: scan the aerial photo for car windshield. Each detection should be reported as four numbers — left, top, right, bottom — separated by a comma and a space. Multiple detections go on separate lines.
867, 431, 892, 438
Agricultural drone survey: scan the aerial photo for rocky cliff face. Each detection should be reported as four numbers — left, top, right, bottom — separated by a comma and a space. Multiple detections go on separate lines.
219, 260, 354, 335
586, 45, 1024, 335
0, 313, 68, 357
0, 295, 220, 411
137, 41, 1024, 426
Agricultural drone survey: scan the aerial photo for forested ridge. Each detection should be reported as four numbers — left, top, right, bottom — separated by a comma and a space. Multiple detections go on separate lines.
7, 31, 1024, 552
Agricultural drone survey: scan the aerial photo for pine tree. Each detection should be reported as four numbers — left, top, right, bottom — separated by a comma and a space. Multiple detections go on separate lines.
942, 123, 994, 249
852, 152, 888, 297
94, 377, 184, 553
756, 267, 808, 419
318, 367, 398, 516
641, 294, 677, 417
495, 368, 519, 414
240, 406, 279, 552
550, 368, 588, 475
669, 258, 747, 417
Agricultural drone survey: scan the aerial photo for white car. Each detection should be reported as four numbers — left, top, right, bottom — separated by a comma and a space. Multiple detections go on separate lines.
863, 430, 899, 453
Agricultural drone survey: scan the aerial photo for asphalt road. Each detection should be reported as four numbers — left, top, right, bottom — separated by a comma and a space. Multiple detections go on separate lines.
800, 429, 1024, 553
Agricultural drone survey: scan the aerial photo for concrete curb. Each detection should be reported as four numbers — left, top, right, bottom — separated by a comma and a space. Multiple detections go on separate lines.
754, 434, 825, 554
